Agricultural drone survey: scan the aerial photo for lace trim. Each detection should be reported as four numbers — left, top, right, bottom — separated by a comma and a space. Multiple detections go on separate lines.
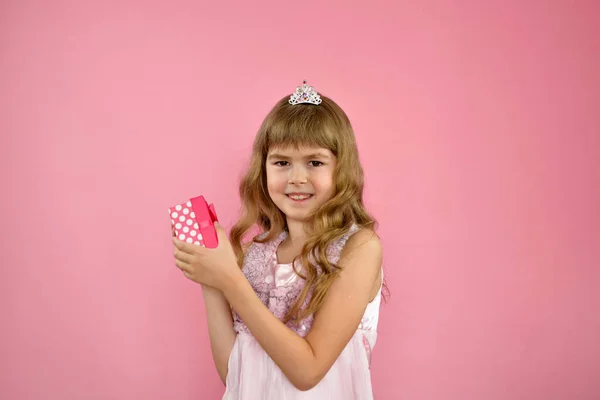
233, 225, 366, 336
362, 334, 373, 368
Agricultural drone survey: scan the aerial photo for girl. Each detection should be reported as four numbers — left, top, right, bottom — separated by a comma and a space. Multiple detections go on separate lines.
172, 81, 384, 399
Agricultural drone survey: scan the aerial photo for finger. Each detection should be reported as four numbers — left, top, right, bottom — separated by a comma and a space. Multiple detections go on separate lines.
174, 248, 193, 264
175, 259, 191, 273
172, 237, 193, 254
214, 223, 229, 240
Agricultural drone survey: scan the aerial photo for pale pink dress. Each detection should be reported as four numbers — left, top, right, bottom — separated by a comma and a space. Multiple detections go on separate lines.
223, 225, 382, 399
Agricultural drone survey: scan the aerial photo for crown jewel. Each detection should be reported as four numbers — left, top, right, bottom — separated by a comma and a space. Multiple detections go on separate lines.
288, 80, 322, 105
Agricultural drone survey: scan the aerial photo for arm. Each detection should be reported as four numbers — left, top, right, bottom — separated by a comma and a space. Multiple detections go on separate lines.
173, 223, 236, 385
222, 229, 382, 391
200, 242, 251, 384
201, 285, 237, 385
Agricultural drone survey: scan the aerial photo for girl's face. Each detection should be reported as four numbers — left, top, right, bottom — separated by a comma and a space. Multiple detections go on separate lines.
266, 145, 337, 224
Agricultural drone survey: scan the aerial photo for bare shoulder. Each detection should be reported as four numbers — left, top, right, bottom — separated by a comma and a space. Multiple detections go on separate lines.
338, 227, 382, 302
340, 228, 382, 261
337, 227, 382, 288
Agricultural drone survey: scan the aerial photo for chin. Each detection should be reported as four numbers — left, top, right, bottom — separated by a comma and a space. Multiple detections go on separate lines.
284, 212, 310, 223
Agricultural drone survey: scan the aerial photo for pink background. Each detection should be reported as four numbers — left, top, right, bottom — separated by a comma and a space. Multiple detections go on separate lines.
1, 1, 599, 399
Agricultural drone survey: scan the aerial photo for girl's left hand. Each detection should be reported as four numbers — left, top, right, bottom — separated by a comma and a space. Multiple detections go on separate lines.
172, 223, 242, 291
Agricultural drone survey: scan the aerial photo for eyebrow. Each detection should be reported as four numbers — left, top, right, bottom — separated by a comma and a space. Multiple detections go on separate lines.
267, 152, 331, 160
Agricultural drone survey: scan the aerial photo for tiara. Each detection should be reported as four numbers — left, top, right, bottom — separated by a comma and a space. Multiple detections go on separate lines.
288, 80, 322, 105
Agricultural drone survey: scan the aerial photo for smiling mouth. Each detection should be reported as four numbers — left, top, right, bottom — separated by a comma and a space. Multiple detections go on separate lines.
286, 194, 313, 201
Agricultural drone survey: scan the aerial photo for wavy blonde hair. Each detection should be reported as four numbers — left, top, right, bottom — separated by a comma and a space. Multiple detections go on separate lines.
230, 94, 377, 324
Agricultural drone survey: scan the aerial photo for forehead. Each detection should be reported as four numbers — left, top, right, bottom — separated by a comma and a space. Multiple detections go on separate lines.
267, 145, 334, 158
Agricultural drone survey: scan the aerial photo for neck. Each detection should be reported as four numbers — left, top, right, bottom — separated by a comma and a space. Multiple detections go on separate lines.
285, 218, 311, 246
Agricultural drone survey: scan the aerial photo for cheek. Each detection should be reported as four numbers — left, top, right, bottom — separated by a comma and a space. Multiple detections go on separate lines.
266, 169, 284, 193
313, 173, 335, 196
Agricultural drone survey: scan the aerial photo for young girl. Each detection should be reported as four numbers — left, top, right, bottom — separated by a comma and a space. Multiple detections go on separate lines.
172, 81, 384, 399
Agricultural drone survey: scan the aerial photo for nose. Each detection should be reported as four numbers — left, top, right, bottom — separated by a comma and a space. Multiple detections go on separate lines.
288, 165, 308, 185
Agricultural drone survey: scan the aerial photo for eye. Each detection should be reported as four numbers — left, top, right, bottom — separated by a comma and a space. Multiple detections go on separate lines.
274, 161, 289, 167
309, 161, 324, 167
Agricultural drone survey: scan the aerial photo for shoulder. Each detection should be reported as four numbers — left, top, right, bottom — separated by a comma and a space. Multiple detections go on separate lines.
241, 230, 282, 262
336, 227, 382, 286
239, 237, 272, 282
340, 228, 382, 261
241, 231, 271, 253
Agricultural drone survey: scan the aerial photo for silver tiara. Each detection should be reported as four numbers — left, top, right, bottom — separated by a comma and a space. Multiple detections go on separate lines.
288, 80, 322, 105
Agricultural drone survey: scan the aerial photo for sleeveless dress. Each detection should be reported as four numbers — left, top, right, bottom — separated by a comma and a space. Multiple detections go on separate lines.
222, 225, 383, 399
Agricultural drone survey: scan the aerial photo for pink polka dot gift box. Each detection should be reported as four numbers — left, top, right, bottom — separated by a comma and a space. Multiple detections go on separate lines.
168, 195, 219, 248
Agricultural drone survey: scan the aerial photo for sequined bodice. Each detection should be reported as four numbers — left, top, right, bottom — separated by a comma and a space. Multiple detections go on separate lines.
232, 225, 382, 337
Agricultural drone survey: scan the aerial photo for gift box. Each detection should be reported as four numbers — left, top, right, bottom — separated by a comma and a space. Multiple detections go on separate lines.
168, 195, 219, 248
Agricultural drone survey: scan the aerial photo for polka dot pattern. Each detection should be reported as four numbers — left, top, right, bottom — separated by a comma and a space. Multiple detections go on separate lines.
168, 201, 206, 247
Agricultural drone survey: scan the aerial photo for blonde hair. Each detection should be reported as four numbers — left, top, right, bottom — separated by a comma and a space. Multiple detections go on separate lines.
230, 94, 377, 323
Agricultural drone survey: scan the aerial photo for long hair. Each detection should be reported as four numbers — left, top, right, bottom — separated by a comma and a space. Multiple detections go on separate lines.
229, 94, 378, 323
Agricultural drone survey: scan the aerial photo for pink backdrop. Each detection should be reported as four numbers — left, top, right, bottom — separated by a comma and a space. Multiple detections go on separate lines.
1, 1, 599, 399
